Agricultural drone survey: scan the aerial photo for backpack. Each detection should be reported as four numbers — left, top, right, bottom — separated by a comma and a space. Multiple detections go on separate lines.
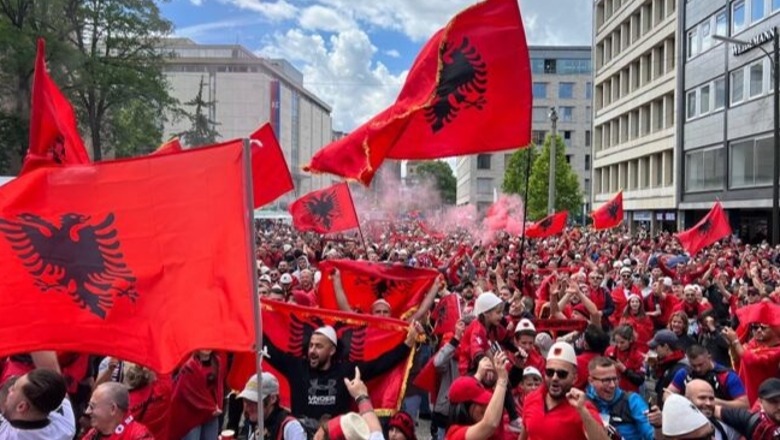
588, 391, 638, 440
683, 365, 732, 400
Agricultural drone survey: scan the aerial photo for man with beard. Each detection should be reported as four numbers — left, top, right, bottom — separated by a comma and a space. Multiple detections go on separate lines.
649, 330, 688, 406
684, 379, 740, 440
262, 323, 420, 424
237, 372, 305, 440
521, 342, 609, 440
715, 378, 780, 440
667, 345, 747, 409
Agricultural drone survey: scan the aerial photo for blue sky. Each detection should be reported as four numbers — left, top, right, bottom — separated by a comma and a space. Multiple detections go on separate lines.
161, 0, 593, 132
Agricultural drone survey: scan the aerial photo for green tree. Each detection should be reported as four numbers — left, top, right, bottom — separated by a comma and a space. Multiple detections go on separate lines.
414, 160, 456, 205
176, 76, 220, 148
502, 147, 538, 198
526, 135, 582, 220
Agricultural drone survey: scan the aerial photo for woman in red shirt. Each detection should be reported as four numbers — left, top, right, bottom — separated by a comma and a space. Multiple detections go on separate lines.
618, 295, 653, 353
604, 325, 646, 393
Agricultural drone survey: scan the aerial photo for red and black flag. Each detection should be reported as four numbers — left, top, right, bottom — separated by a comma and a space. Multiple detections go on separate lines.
250, 123, 294, 208
0, 141, 255, 373
676, 202, 731, 256
317, 259, 439, 319
526, 211, 567, 238
150, 138, 183, 156
21, 38, 90, 174
227, 301, 414, 413
431, 293, 461, 335
591, 191, 623, 230
289, 182, 359, 234
304, 0, 532, 185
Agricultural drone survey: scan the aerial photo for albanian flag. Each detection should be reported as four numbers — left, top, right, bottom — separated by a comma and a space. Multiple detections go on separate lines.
0, 141, 255, 373
317, 260, 439, 318
304, 0, 531, 185
227, 301, 414, 414
676, 202, 731, 256
526, 211, 567, 238
289, 182, 359, 234
150, 138, 183, 156
432, 294, 461, 335
250, 123, 294, 208
21, 39, 90, 174
591, 191, 623, 230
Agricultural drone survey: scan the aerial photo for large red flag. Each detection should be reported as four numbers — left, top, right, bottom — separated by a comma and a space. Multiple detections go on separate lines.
250, 123, 294, 208
317, 260, 439, 318
431, 294, 461, 335
591, 191, 623, 230
526, 211, 568, 238
0, 141, 255, 373
676, 202, 732, 256
21, 39, 90, 174
289, 182, 359, 234
304, 0, 532, 185
150, 138, 183, 156
227, 301, 413, 414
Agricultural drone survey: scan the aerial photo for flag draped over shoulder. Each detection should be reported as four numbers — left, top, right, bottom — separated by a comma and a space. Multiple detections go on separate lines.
526, 211, 567, 238
591, 191, 623, 230
250, 123, 294, 208
289, 182, 359, 234
317, 260, 439, 318
676, 202, 731, 256
227, 301, 414, 413
0, 141, 255, 373
21, 39, 90, 174
304, 0, 532, 185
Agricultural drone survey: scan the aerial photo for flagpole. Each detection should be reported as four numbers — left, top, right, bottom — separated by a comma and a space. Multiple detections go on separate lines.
242, 138, 264, 438
346, 183, 369, 255
517, 147, 533, 286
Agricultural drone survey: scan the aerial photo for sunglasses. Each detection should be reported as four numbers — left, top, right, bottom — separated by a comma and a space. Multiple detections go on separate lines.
751, 324, 770, 332
545, 368, 570, 380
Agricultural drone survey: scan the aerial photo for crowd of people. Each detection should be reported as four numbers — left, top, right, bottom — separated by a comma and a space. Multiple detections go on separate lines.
3, 217, 780, 440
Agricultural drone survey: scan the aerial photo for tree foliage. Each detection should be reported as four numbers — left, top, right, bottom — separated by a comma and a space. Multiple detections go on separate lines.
414, 160, 457, 205
176, 76, 220, 148
502, 147, 538, 198
526, 135, 582, 220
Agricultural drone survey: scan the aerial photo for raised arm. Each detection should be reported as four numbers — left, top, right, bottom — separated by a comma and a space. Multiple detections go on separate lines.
331, 269, 352, 312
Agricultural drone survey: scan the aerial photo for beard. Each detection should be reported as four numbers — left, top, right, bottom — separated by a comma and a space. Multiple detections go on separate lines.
309, 354, 328, 369
547, 381, 570, 400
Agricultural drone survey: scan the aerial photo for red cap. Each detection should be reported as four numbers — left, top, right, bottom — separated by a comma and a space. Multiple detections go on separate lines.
448, 376, 492, 405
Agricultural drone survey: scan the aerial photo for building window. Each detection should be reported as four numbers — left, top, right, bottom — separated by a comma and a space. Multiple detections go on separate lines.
585, 130, 591, 147
586, 106, 592, 122
560, 106, 574, 122
565, 155, 572, 164
732, 0, 746, 33
686, 147, 725, 192
700, 21, 712, 52
533, 82, 547, 98
586, 82, 593, 99
558, 59, 592, 74
687, 28, 699, 59
559, 82, 574, 99
532, 106, 548, 122
532, 130, 547, 145
730, 137, 774, 188
477, 154, 492, 170
749, 61, 764, 97
775, 0, 780, 12
530, 59, 545, 74
715, 11, 728, 36
731, 69, 744, 104
700, 84, 711, 115
476, 177, 493, 194
714, 77, 726, 110
751, 0, 765, 22
544, 59, 557, 74
687, 90, 697, 120
585, 154, 591, 171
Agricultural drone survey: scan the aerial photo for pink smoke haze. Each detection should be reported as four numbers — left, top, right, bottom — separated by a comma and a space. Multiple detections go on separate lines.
480, 194, 526, 242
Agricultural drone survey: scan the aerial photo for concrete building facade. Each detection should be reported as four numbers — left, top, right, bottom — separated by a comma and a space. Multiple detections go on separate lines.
456, 46, 594, 218
160, 38, 336, 204
592, 0, 678, 232
680, 0, 780, 241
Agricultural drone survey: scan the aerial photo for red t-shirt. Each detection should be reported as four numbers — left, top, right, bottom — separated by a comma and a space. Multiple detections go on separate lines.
82, 418, 154, 439
522, 386, 602, 440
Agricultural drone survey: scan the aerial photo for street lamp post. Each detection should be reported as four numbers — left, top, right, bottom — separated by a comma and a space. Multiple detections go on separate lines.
714, 27, 779, 246
548, 107, 558, 215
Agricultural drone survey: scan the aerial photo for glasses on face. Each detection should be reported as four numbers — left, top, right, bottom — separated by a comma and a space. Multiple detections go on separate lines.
590, 376, 619, 385
270, 272, 280, 278
544, 368, 570, 380
751, 324, 769, 332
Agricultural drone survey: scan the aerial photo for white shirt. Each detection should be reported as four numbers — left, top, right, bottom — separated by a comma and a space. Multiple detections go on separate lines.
0, 398, 76, 440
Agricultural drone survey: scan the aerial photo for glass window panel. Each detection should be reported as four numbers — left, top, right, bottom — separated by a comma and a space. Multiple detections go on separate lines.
714, 78, 726, 109
732, 0, 745, 33
730, 140, 755, 187
755, 138, 774, 185
687, 91, 697, 119
687, 29, 698, 58
530, 59, 545, 74
751, 0, 765, 22
700, 85, 711, 114
586, 82, 593, 99
561, 106, 574, 122
750, 62, 764, 97
701, 21, 712, 51
559, 82, 575, 99
731, 69, 744, 104
533, 106, 548, 122
533, 82, 547, 98
775, 0, 780, 11
477, 178, 493, 194
715, 11, 728, 36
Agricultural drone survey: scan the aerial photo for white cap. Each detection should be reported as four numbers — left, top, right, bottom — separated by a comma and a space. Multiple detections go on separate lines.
237, 372, 280, 403
280, 273, 293, 284
515, 318, 537, 334
523, 367, 542, 378
314, 326, 338, 346
613, 261, 623, 268
620, 267, 632, 274
662, 394, 710, 436
338, 412, 371, 440
283, 244, 292, 253
259, 274, 272, 283
473, 292, 503, 316
663, 277, 673, 287
623, 258, 632, 266
546, 341, 577, 366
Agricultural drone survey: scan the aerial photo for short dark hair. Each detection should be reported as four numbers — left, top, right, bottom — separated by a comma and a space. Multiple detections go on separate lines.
584, 324, 611, 354
588, 356, 615, 372
686, 344, 709, 359
22, 369, 67, 414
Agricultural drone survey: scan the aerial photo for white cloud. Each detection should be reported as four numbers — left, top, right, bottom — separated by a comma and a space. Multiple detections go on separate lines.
259, 28, 406, 132
384, 49, 400, 58
299, 5, 356, 33
176, 18, 264, 38
224, 0, 297, 21
190, 0, 203, 5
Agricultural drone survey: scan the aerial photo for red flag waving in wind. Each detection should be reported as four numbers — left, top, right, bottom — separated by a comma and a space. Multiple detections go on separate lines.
304, 0, 531, 185
317, 260, 439, 318
0, 141, 255, 373
250, 123, 294, 208
432, 294, 461, 335
676, 202, 732, 256
21, 39, 90, 174
591, 191, 623, 230
526, 211, 568, 238
150, 138, 183, 156
228, 301, 414, 415
289, 182, 359, 234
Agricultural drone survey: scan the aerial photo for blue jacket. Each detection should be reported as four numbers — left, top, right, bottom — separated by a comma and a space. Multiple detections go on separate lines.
586, 385, 654, 440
